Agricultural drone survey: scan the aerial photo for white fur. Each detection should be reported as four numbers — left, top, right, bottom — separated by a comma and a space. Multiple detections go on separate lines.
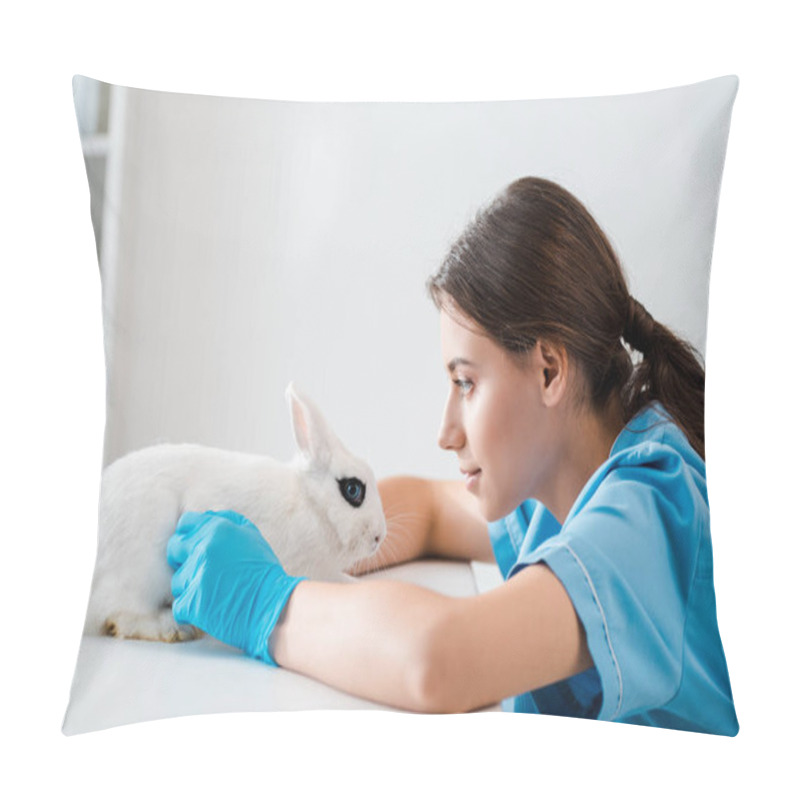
83, 382, 387, 642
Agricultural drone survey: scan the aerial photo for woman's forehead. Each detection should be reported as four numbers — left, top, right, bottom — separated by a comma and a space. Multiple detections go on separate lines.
440, 307, 485, 344
440, 309, 502, 366
439, 308, 540, 377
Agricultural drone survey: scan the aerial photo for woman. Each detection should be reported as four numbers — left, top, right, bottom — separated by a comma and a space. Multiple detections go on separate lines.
167, 177, 738, 735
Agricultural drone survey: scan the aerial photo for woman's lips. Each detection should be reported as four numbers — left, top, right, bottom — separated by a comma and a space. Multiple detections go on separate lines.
463, 468, 482, 490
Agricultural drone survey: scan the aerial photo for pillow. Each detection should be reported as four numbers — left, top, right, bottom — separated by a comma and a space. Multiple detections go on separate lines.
63, 75, 739, 735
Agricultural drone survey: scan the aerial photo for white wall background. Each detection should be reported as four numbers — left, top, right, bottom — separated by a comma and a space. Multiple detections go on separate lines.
94, 77, 734, 479
3, 1, 797, 797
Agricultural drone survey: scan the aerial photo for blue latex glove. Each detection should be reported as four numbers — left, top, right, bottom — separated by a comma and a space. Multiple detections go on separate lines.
167, 509, 305, 666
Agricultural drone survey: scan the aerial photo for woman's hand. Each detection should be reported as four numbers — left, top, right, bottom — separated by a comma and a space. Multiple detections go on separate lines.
167, 509, 305, 665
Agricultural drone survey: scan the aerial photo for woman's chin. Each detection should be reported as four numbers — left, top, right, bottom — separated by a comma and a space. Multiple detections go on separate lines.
466, 473, 518, 522
480, 492, 523, 524
477, 495, 503, 524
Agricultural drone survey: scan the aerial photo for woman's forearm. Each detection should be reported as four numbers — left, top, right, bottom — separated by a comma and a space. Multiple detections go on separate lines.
350, 476, 436, 574
269, 578, 455, 712
352, 475, 492, 574
269, 565, 592, 715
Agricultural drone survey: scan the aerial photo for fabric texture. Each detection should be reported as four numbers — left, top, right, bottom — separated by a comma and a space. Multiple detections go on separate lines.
65, 75, 739, 734
489, 403, 738, 735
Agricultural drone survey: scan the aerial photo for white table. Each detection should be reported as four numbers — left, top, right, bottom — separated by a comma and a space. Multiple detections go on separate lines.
63, 559, 505, 734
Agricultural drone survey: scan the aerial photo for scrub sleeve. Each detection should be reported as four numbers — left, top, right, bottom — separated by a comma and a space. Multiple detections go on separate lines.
488, 404, 739, 735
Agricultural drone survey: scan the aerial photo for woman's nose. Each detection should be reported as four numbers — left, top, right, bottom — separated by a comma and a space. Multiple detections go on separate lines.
437, 397, 465, 451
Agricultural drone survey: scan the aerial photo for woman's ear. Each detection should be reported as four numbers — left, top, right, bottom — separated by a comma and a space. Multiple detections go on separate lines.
536, 340, 569, 407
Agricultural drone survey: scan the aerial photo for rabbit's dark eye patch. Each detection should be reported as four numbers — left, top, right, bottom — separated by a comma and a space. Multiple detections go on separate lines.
338, 477, 366, 508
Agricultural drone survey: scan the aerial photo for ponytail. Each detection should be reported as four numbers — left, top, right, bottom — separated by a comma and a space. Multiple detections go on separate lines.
427, 177, 707, 461
622, 296, 706, 460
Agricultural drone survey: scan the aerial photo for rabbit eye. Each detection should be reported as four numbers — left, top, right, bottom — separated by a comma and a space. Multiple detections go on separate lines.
338, 477, 366, 508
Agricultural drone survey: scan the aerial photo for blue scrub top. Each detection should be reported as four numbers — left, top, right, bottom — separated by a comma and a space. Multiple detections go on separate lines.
488, 402, 738, 736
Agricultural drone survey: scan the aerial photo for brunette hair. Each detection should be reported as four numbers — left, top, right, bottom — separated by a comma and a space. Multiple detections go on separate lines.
427, 177, 706, 459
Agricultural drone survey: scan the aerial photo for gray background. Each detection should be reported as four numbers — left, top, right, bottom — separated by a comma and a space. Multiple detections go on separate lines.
79, 76, 737, 481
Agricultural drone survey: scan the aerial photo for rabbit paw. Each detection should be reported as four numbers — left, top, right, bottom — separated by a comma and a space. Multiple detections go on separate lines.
102, 607, 202, 643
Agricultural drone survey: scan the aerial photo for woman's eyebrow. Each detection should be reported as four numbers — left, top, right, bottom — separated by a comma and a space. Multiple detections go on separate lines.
447, 357, 476, 373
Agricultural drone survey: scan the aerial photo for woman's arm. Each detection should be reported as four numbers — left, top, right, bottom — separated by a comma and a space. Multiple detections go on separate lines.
270, 561, 592, 713
352, 475, 494, 574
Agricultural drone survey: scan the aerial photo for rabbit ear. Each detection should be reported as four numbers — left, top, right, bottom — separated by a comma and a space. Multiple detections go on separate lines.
286, 382, 334, 470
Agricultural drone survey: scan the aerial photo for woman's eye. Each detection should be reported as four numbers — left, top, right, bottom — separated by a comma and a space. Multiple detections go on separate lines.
338, 477, 366, 508
453, 378, 473, 396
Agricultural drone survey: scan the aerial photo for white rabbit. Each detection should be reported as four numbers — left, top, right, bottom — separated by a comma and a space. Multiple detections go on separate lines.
83, 382, 387, 643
